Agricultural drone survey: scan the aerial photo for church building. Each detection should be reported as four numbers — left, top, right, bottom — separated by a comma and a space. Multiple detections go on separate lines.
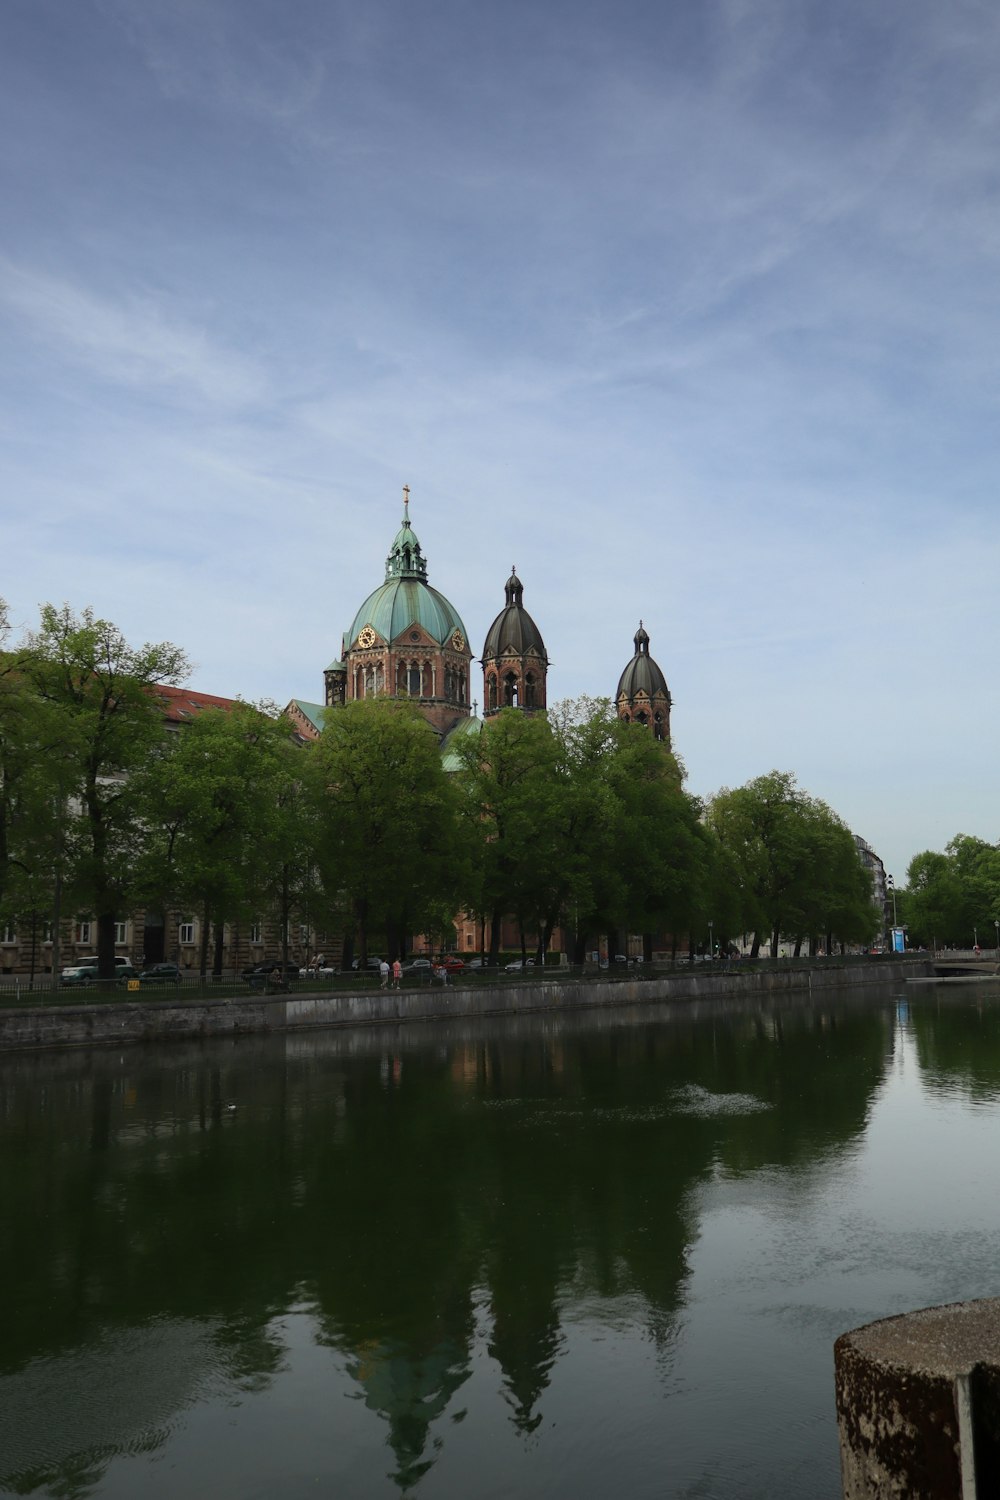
286, 487, 671, 756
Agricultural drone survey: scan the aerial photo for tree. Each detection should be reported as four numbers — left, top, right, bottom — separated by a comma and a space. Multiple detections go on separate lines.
21, 605, 189, 981
0, 600, 69, 983
905, 836, 1000, 948
135, 702, 301, 979
454, 708, 566, 962
707, 771, 876, 957
549, 699, 708, 962
308, 699, 465, 963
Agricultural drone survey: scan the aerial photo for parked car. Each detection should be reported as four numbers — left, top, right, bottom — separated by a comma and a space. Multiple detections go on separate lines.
60, 963, 99, 987
403, 958, 433, 973
434, 955, 466, 973
75, 955, 139, 978
300, 964, 337, 977
351, 957, 384, 971
504, 958, 535, 972
61, 960, 139, 986
139, 963, 183, 985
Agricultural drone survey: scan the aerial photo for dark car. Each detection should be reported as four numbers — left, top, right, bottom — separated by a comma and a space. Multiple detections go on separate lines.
139, 963, 183, 985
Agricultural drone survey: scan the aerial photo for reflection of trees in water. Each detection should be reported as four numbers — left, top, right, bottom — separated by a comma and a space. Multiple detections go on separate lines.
908, 990, 1000, 1100
0, 998, 892, 1491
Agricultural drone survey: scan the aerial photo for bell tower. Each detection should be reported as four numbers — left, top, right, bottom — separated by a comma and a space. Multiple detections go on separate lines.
481, 567, 548, 716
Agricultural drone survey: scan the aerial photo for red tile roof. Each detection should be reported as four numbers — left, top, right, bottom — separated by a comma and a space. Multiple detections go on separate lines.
157, 685, 241, 724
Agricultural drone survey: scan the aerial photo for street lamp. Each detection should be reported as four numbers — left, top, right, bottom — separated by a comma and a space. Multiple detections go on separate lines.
708, 920, 714, 959
995, 918, 999, 957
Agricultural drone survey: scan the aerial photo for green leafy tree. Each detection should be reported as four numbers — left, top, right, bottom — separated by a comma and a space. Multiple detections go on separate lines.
136, 703, 301, 979
454, 708, 566, 962
905, 837, 1000, 948
308, 699, 465, 963
549, 700, 708, 961
0, 602, 70, 982
21, 605, 189, 981
707, 771, 875, 957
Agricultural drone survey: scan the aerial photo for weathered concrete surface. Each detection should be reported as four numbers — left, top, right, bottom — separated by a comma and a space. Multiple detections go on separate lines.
0, 995, 272, 1052
0, 960, 930, 1054
835, 1299, 1000, 1498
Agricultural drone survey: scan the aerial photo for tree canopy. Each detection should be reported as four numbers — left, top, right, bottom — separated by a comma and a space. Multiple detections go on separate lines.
0, 598, 907, 975
707, 771, 877, 956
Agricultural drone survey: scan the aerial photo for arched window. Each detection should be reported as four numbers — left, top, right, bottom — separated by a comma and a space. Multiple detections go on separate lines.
487, 673, 498, 711
408, 665, 421, 696
636, 710, 648, 725
621, 712, 630, 722
504, 672, 518, 707
524, 672, 536, 707
653, 712, 664, 741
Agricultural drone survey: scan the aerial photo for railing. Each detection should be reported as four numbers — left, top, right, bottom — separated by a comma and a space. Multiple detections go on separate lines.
0, 952, 922, 1009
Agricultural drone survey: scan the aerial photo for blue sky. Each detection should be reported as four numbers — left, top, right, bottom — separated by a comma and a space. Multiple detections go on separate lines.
3, 0, 999, 882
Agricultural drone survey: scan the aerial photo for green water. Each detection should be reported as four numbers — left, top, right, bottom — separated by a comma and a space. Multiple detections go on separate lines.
2, 982, 1000, 1498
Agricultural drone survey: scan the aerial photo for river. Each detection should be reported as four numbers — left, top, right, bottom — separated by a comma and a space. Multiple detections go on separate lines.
2, 978, 999, 1498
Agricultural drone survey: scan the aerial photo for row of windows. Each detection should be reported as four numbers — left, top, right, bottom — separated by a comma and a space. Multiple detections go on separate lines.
0, 921, 314, 946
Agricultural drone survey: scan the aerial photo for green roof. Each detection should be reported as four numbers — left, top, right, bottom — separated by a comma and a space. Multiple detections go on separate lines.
292, 700, 327, 734
440, 714, 482, 772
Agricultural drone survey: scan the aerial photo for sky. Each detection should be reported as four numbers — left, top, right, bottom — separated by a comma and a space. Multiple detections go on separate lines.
3, 0, 999, 882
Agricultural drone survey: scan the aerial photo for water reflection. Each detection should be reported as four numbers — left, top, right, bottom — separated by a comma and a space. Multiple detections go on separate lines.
3, 985, 994, 1497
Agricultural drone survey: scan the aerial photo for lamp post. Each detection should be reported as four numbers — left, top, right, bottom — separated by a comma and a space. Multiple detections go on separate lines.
708, 920, 714, 960
995, 918, 999, 957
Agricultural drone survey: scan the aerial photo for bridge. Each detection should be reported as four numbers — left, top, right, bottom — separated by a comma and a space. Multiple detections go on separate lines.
930, 950, 1000, 978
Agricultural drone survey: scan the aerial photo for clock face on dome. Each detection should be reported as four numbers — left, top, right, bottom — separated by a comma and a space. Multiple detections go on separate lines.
451, 629, 465, 651
357, 625, 377, 649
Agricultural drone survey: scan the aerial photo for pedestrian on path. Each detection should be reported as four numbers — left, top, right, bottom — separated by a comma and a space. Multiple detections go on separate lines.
392, 959, 402, 989
379, 959, 390, 989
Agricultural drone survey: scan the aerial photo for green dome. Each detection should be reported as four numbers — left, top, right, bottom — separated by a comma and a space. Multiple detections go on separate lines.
347, 577, 469, 650
345, 490, 470, 650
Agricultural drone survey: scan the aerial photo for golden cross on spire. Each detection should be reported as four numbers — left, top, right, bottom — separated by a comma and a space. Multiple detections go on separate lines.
402, 483, 410, 516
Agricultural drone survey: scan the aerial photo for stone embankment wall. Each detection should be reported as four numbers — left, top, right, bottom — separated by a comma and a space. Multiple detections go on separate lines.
0, 960, 930, 1054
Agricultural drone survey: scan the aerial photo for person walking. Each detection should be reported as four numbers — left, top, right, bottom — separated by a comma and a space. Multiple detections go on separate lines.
379, 959, 390, 989
392, 958, 402, 990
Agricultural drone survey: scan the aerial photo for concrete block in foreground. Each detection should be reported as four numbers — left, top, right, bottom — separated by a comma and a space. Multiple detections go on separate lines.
834, 1299, 1000, 1498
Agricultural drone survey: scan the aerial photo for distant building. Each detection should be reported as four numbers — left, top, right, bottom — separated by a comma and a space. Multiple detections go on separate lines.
854, 834, 889, 940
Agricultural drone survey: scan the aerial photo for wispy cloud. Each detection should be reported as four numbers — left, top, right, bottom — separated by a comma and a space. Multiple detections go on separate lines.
100, 0, 327, 120
1, 262, 265, 407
